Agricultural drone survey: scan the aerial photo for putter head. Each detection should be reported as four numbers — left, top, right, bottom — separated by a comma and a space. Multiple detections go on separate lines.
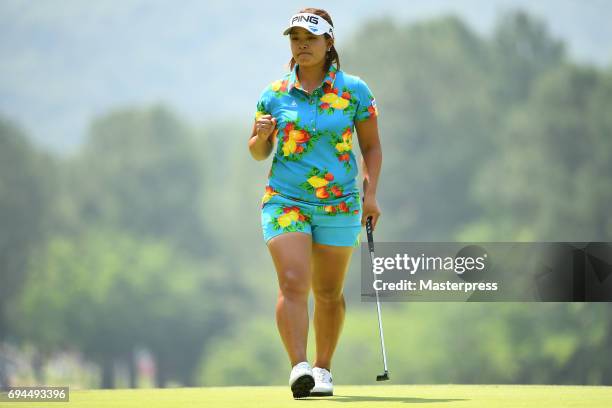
376, 371, 389, 381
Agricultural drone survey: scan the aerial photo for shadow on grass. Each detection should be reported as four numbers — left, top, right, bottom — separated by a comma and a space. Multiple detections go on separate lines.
299, 395, 468, 403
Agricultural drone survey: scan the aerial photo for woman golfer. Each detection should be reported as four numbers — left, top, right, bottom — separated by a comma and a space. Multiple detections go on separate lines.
248, 7, 382, 398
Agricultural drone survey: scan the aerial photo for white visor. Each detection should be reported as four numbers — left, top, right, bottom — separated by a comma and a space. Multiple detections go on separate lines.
282, 13, 334, 38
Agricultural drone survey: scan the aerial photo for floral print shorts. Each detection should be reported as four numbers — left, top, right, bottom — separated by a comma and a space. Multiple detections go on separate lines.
261, 190, 363, 247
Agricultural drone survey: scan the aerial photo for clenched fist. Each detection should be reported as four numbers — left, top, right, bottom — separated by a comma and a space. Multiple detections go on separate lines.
255, 114, 277, 141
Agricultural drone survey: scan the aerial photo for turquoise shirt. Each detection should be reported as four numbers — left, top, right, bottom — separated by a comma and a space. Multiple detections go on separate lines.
255, 63, 378, 206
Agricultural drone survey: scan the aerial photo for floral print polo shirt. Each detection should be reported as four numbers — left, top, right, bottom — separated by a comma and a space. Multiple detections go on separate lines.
255, 63, 378, 206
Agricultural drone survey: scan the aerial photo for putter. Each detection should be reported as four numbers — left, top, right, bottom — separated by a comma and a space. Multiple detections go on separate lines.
365, 216, 390, 381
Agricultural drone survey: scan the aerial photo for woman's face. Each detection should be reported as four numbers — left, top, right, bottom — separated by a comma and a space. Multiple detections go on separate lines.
289, 26, 332, 68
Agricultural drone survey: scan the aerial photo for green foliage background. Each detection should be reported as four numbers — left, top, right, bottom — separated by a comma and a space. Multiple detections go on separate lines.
1, 11, 612, 388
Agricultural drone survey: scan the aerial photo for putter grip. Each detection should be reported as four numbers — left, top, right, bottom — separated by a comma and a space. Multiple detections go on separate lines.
366, 216, 375, 253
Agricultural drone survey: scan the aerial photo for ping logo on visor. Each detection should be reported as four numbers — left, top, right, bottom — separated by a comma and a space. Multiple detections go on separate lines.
283, 12, 334, 38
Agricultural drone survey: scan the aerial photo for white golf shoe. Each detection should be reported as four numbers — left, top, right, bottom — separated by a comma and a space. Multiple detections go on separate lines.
289, 361, 315, 398
310, 366, 333, 396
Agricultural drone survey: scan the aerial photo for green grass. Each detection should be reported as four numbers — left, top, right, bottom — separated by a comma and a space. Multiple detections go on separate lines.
2, 385, 611, 407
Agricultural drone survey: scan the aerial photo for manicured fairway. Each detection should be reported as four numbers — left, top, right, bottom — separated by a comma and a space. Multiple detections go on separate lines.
2, 384, 611, 407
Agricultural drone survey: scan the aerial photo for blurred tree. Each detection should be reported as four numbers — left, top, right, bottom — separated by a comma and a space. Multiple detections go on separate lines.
343, 15, 496, 241
491, 10, 566, 108
472, 64, 612, 241
0, 117, 53, 387
73, 104, 213, 259
16, 229, 249, 388
198, 317, 287, 386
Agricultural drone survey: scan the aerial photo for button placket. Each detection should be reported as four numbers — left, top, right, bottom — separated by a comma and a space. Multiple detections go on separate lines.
311, 90, 318, 131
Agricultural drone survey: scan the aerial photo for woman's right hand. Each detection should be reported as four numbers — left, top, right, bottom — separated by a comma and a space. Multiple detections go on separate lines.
255, 114, 277, 141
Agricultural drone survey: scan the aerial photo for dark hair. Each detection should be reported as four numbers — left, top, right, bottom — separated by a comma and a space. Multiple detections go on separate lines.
287, 8, 340, 73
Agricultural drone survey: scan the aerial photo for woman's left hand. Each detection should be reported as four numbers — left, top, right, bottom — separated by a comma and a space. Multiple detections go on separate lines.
361, 193, 381, 231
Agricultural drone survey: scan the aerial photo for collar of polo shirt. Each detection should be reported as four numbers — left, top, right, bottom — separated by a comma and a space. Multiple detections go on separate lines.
288, 63, 338, 94
282, 12, 334, 39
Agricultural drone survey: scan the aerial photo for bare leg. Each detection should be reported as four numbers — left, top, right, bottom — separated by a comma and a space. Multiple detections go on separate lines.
311, 242, 354, 370
267, 232, 313, 367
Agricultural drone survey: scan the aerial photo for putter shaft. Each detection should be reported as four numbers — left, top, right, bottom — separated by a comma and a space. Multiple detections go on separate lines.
366, 216, 389, 380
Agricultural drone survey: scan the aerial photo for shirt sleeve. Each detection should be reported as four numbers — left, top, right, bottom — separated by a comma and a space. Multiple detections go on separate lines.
354, 78, 379, 122
254, 85, 272, 122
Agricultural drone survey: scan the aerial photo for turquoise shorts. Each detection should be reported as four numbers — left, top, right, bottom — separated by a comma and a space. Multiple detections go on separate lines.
261, 191, 363, 247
